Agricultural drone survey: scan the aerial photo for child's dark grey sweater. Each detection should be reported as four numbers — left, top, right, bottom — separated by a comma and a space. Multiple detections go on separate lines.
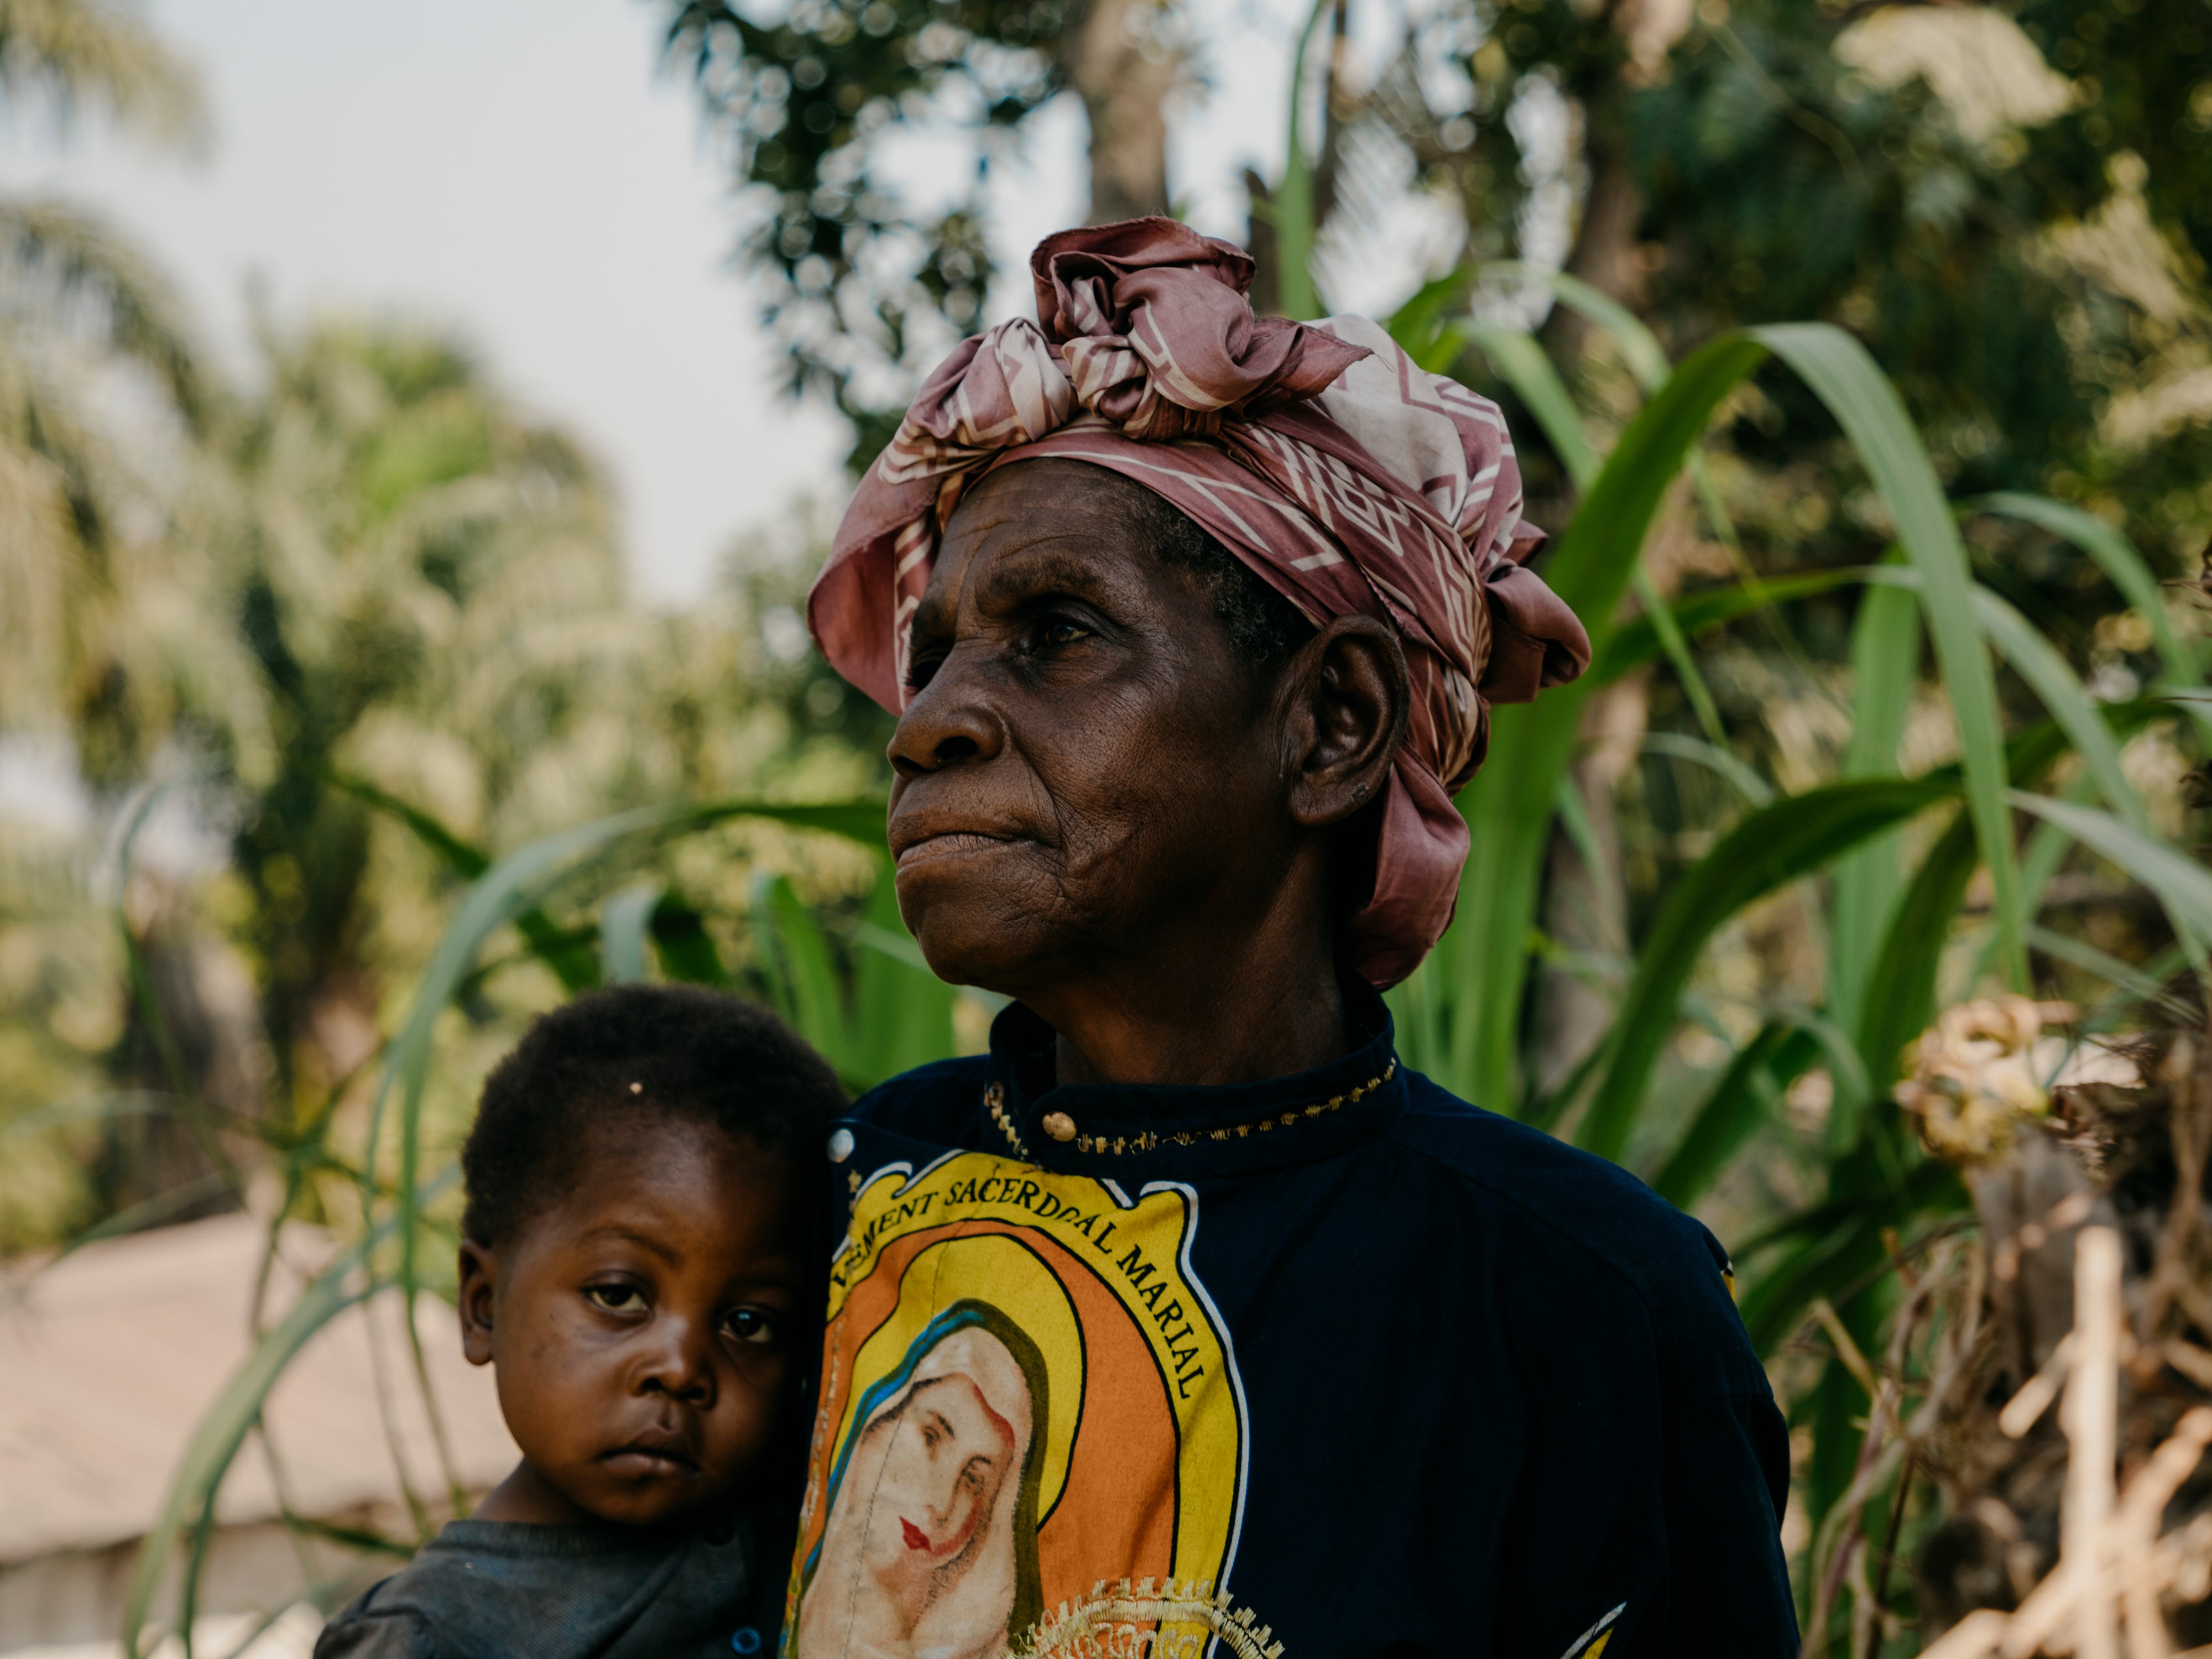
314, 1515, 771, 1659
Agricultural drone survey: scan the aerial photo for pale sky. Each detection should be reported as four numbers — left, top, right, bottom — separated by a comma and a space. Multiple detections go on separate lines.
1, 0, 1450, 603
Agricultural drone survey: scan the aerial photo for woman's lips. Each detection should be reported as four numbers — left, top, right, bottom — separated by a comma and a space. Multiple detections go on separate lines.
900, 1517, 931, 1551
893, 831, 1022, 869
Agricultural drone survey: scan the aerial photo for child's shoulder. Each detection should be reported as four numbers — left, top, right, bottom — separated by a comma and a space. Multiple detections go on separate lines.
315, 1517, 764, 1659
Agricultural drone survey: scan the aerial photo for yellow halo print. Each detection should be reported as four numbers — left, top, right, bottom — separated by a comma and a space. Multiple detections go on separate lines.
787, 1152, 1247, 1659
843, 1234, 1086, 1524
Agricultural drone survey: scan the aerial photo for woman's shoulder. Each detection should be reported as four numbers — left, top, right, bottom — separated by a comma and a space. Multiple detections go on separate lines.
1387, 1070, 1768, 1401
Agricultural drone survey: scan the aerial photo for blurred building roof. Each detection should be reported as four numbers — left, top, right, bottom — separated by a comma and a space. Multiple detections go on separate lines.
0, 1214, 515, 1566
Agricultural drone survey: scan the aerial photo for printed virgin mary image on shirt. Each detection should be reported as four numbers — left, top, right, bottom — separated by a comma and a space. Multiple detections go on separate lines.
785, 1150, 1248, 1659
796, 1306, 1047, 1659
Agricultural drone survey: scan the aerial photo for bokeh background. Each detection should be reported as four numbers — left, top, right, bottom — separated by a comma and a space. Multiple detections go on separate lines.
2, 1, 2210, 1654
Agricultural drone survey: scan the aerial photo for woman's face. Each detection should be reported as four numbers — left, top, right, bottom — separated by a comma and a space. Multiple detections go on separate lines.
801, 1325, 1035, 1656
860, 1374, 1017, 1588
886, 460, 1295, 999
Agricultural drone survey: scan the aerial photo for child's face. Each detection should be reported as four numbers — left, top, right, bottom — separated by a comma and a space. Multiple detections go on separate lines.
459, 1115, 805, 1527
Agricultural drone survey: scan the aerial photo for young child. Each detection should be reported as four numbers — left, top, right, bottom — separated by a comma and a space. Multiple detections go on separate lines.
316, 983, 844, 1659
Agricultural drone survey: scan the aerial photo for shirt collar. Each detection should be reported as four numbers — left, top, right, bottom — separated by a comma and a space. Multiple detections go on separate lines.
977, 979, 1405, 1177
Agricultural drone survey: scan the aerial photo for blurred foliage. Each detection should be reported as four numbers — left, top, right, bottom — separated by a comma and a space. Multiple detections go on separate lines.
3, 1, 2212, 1654
661, 0, 1067, 461
0, 0, 209, 763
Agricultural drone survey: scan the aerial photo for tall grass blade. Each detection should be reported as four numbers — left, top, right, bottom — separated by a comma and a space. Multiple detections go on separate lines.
1856, 703, 2174, 1097
1446, 332, 1772, 1108
1966, 586, 2145, 828
1272, 0, 1332, 321
1736, 1159, 1961, 1353
1651, 1021, 1819, 1208
1753, 324, 2027, 988
1966, 493, 2200, 692
1384, 268, 1475, 371
1574, 776, 1955, 1161
1641, 732, 1773, 806
328, 772, 599, 990
1536, 270, 1672, 393
1853, 808, 1976, 1113
851, 858, 958, 1086
2028, 924, 2194, 1022
1590, 569, 1866, 685
598, 882, 661, 984
1849, 566, 2143, 827
1498, 261, 1828, 695
364, 805, 681, 1292
2007, 790, 2212, 949
754, 874, 850, 1065
648, 896, 734, 987
1459, 322, 1598, 485
367, 797, 886, 1437
121, 1176, 455, 1657
1826, 558, 1919, 1061
1459, 320, 1723, 740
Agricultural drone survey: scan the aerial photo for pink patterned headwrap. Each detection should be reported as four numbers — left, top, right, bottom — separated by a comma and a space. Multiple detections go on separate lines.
809, 217, 1590, 988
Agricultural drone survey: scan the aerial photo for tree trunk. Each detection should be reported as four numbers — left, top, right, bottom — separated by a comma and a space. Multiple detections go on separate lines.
98, 906, 268, 1221
1243, 169, 1281, 315
1543, 128, 1646, 367
1061, 0, 1175, 223
1536, 675, 1644, 1100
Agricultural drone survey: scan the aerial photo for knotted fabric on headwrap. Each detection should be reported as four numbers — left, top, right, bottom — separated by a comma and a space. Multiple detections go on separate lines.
810, 217, 1592, 988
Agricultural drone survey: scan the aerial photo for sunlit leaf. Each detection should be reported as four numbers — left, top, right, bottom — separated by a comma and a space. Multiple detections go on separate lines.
1574, 776, 1954, 1161
1754, 324, 2026, 988
1651, 1022, 1819, 1208
598, 881, 662, 984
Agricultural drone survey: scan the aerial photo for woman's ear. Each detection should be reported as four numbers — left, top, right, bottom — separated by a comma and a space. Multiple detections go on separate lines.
458, 1240, 498, 1366
1280, 615, 1410, 830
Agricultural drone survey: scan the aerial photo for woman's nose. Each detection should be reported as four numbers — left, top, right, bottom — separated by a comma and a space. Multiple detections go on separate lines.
887, 651, 1005, 780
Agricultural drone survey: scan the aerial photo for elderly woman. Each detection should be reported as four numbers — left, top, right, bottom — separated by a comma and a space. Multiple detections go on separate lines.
789, 220, 1795, 1659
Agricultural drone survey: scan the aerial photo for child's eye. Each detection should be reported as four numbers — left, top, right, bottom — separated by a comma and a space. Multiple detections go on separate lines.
721, 1307, 779, 1348
586, 1284, 644, 1314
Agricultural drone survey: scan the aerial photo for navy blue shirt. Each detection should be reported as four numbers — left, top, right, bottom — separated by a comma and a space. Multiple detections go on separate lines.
782, 990, 1796, 1659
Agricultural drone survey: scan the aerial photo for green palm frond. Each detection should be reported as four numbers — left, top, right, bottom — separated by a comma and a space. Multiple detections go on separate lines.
0, 0, 206, 146
0, 196, 210, 427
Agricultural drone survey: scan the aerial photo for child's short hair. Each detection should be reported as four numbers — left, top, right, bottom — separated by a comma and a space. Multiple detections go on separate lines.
461, 983, 845, 1246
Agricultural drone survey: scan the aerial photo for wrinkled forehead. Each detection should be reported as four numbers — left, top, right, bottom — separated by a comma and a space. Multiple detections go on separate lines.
915, 458, 1178, 622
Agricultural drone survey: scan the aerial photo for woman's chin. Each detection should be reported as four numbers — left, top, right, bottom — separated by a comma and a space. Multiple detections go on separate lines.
862, 1542, 938, 1597
902, 912, 1047, 998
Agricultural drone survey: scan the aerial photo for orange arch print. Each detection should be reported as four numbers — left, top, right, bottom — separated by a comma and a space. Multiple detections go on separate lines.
787, 1154, 1246, 1659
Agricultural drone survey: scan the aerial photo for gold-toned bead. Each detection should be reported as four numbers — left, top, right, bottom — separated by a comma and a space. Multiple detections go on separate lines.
1041, 1110, 1077, 1143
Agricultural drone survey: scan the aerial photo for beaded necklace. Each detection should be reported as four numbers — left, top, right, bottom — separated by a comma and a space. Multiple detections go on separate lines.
984, 1059, 1397, 1162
